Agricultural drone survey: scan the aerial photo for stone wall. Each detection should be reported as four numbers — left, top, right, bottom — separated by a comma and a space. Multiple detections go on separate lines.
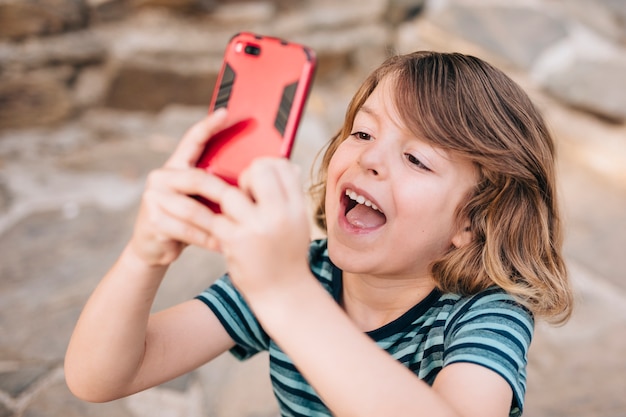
0, 0, 396, 130
1, 0, 625, 131
422, 0, 626, 122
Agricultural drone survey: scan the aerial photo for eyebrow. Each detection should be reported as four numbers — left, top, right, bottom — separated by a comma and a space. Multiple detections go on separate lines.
357, 104, 378, 120
354, 105, 386, 132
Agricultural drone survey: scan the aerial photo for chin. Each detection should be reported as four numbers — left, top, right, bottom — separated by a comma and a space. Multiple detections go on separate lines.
327, 234, 375, 271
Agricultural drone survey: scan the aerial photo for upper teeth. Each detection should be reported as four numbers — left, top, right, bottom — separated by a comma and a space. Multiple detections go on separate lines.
346, 189, 381, 212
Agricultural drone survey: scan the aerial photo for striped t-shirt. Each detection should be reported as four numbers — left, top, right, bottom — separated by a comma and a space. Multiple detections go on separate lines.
196, 239, 533, 417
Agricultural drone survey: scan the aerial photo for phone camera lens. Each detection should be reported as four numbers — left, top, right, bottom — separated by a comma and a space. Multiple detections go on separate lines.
244, 45, 261, 56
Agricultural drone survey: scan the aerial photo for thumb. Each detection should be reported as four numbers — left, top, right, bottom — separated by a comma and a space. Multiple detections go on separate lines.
165, 108, 228, 169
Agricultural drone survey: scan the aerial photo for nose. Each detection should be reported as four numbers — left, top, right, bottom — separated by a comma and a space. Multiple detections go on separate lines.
357, 139, 388, 178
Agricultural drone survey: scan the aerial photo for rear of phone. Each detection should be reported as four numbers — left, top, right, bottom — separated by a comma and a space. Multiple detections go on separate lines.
195, 32, 316, 211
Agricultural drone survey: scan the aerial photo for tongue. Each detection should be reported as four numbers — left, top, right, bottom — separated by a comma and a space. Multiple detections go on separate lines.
346, 204, 386, 228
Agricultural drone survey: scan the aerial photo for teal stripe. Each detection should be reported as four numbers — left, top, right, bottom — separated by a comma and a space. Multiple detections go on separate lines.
196, 239, 531, 417
212, 280, 267, 345
417, 357, 444, 378
449, 335, 523, 368
271, 370, 328, 416
455, 322, 530, 350
199, 291, 256, 346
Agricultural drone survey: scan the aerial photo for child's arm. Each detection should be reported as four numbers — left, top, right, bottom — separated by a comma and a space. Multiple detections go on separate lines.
247, 275, 512, 417
204, 158, 513, 417
64, 251, 235, 402
65, 110, 236, 402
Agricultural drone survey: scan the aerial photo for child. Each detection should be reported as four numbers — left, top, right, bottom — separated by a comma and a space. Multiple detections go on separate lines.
65, 51, 573, 417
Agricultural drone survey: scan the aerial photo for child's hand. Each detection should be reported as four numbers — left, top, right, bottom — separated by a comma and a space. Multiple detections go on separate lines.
207, 158, 312, 299
129, 109, 230, 267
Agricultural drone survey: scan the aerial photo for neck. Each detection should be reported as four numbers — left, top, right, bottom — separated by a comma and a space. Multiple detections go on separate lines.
341, 272, 436, 332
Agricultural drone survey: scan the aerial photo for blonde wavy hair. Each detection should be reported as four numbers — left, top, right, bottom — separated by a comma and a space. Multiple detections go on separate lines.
310, 51, 573, 324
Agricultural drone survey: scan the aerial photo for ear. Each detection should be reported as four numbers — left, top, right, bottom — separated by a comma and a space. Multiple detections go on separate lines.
451, 220, 473, 249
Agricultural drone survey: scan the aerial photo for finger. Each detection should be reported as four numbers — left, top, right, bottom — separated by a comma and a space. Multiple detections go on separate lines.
165, 108, 228, 169
213, 183, 256, 221
267, 160, 307, 218
206, 213, 238, 248
239, 158, 288, 205
148, 165, 257, 223
146, 166, 228, 199
145, 189, 217, 248
274, 160, 305, 206
239, 159, 304, 212
154, 187, 217, 232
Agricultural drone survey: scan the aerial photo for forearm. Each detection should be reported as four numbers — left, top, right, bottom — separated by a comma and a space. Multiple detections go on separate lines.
248, 275, 457, 417
65, 244, 168, 402
64, 111, 237, 401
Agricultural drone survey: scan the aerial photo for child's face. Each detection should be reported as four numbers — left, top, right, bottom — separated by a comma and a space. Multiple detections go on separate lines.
325, 76, 478, 280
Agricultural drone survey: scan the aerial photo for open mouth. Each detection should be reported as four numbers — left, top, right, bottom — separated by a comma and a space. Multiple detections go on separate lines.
343, 188, 387, 229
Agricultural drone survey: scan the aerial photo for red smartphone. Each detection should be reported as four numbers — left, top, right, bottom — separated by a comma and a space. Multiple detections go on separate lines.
195, 32, 317, 211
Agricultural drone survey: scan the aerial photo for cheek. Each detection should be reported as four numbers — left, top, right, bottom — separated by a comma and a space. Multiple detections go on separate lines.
325, 144, 351, 188
324, 162, 339, 204
323, 153, 344, 213
394, 186, 459, 239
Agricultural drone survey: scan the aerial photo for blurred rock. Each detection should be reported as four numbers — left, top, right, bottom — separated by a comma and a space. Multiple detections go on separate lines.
0, 365, 54, 397
132, 0, 217, 13
541, 55, 626, 121
423, 0, 626, 122
24, 375, 136, 417
104, 62, 216, 111
87, 0, 131, 23
532, 28, 626, 121
386, 0, 426, 24
0, 179, 11, 213
0, 30, 106, 70
293, 25, 392, 79
428, 3, 569, 70
2, 0, 625, 129
560, 0, 626, 44
209, 1, 277, 24
273, 0, 387, 34
72, 65, 110, 108
0, 76, 73, 129
0, 0, 88, 40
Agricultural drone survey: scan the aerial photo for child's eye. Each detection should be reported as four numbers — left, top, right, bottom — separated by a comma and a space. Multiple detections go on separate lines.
351, 131, 372, 141
405, 153, 431, 171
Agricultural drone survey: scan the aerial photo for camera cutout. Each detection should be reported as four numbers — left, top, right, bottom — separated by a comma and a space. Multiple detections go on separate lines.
244, 44, 261, 56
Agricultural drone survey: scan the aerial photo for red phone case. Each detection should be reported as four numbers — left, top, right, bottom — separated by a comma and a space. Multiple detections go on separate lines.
195, 32, 316, 211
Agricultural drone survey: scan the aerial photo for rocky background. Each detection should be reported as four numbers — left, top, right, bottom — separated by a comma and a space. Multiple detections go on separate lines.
1, 0, 625, 416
